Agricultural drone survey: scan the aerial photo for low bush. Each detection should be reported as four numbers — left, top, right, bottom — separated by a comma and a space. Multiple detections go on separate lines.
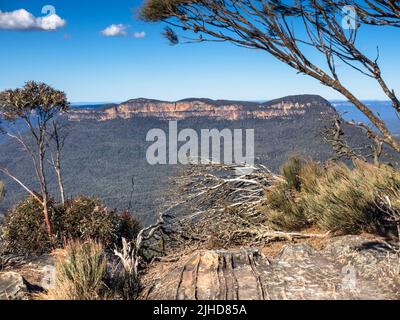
264, 181, 309, 231
2, 196, 59, 255
60, 197, 119, 248
303, 161, 400, 233
117, 210, 142, 243
2, 196, 141, 256
280, 155, 303, 191
263, 156, 313, 231
263, 157, 400, 235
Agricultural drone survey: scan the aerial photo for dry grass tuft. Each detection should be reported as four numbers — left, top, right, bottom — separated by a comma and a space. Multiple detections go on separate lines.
43, 240, 109, 300
263, 158, 400, 235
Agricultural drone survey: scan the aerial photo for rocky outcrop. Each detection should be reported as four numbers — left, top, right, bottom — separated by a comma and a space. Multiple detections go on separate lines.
67, 95, 336, 121
0, 254, 56, 299
0, 272, 27, 300
142, 235, 400, 300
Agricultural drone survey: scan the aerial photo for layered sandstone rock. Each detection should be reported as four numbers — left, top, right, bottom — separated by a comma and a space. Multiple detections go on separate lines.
67, 95, 336, 121
141, 235, 400, 300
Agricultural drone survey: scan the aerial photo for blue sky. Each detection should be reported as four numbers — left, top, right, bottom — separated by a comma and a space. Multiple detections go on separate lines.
0, 0, 399, 102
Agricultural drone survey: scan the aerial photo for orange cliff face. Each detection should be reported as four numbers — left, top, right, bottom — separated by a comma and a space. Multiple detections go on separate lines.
66, 95, 336, 122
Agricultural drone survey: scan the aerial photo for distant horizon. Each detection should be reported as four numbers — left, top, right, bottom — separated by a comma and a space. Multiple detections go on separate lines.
70, 97, 393, 105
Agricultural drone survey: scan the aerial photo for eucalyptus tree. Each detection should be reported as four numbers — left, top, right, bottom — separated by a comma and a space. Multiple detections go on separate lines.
0, 81, 69, 236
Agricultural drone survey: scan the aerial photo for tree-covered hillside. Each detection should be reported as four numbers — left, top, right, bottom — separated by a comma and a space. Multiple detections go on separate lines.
0, 112, 373, 225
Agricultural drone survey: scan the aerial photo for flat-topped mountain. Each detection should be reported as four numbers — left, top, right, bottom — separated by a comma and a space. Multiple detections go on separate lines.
68, 95, 336, 121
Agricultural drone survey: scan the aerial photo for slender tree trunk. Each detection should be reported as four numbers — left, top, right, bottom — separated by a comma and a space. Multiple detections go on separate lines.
52, 122, 66, 205
55, 165, 65, 205
42, 193, 52, 236
38, 141, 52, 237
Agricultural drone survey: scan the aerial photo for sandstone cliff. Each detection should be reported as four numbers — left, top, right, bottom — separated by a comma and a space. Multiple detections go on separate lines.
67, 95, 336, 121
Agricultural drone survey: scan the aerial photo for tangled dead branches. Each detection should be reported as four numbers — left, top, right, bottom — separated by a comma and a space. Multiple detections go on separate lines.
162, 163, 327, 251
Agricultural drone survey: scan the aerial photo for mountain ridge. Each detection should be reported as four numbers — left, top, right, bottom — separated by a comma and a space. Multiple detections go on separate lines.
68, 94, 335, 121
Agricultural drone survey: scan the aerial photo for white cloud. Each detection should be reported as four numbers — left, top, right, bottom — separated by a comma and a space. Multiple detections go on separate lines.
0, 9, 66, 31
101, 24, 128, 37
132, 31, 146, 39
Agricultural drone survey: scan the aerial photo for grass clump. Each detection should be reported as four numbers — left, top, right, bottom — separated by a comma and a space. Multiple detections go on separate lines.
265, 181, 309, 231
263, 157, 400, 235
45, 240, 109, 300
43, 239, 141, 300
280, 155, 304, 191
263, 156, 310, 231
303, 161, 400, 233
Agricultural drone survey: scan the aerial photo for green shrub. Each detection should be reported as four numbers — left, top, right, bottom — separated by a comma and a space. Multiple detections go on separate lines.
2, 196, 142, 256
302, 161, 400, 233
298, 160, 324, 194
263, 157, 400, 235
280, 155, 303, 191
264, 181, 309, 230
2, 196, 59, 255
262, 156, 310, 231
61, 196, 118, 248
61, 197, 141, 246
46, 240, 109, 300
44, 239, 141, 300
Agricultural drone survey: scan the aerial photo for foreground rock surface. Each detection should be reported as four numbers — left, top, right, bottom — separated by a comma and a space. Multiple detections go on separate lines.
0, 272, 27, 300
0, 254, 56, 299
142, 235, 400, 300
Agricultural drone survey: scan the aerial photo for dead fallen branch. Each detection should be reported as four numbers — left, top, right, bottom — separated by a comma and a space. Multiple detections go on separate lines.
160, 163, 328, 250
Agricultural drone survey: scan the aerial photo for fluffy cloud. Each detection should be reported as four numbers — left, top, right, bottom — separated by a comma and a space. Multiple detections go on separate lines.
0, 9, 66, 31
101, 24, 146, 39
101, 24, 128, 37
132, 31, 146, 39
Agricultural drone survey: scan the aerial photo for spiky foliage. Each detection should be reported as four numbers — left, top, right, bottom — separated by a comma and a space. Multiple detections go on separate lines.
263, 157, 311, 231
45, 240, 108, 300
280, 155, 304, 191
302, 161, 400, 233
264, 181, 309, 231
264, 157, 400, 235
